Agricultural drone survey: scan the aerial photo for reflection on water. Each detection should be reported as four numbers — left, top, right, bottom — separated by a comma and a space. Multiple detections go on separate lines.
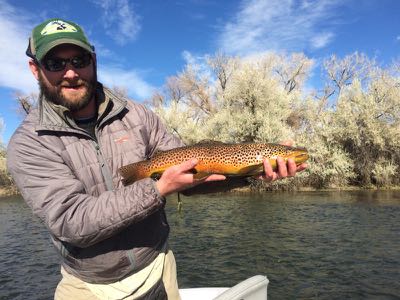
0, 195, 60, 300
1, 191, 399, 299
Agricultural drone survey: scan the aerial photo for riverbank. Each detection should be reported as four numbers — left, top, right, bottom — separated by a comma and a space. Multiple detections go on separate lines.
0, 186, 19, 197
229, 181, 400, 193
1, 184, 399, 198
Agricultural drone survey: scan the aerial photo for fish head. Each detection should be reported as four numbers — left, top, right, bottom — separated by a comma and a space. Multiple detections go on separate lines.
283, 146, 309, 165
293, 149, 309, 165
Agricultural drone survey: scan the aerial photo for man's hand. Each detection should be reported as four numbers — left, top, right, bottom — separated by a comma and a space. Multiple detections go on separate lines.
155, 159, 226, 197
257, 157, 307, 182
257, 140, 308, 182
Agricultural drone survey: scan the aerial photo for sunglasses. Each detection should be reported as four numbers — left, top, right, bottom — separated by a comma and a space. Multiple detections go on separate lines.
40, 53, 92, 72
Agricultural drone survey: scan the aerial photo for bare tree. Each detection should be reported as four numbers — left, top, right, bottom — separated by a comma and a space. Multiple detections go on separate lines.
274, 53, 313, 94
111, 86, 129, 98
322, 52, 376, 100
207, 52, 239, 91
165, 76, 186, 103
15, 92, 38, 116
178, 66, 215, 116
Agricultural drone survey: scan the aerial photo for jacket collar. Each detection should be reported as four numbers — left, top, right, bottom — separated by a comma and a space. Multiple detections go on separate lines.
36, 82, 127, 133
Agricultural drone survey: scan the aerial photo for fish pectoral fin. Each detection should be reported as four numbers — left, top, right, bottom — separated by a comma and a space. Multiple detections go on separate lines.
150, 172, 163, 181
237, 164, 264, 176
189, 167, 211, 180
150, 169, 209, 181
193, 172, 211, 180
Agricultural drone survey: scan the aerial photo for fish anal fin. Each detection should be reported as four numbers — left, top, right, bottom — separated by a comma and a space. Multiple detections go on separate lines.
237, 164, 264, 176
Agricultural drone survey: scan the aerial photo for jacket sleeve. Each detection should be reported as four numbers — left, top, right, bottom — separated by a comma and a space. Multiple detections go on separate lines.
6, 124, 170, 248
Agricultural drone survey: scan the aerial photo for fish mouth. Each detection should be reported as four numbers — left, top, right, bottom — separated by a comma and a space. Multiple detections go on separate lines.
293, 151, 309, 164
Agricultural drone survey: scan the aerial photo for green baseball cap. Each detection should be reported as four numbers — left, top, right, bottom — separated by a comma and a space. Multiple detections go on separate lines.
26, 18, 94, 61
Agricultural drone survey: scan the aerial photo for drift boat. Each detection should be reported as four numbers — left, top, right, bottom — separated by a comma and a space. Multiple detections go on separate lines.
179, 275, 269, 300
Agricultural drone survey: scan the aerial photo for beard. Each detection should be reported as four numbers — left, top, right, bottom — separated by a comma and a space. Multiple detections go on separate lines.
38, 72, 97, 113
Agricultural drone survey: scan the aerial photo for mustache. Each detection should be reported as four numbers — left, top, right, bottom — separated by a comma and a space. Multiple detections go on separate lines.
58, 79, 89, 87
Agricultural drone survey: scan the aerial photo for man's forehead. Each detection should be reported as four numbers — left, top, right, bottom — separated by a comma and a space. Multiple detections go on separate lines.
46, 44, 88, 58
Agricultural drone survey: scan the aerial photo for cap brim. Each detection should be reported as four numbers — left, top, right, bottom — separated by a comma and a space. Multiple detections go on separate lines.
36, 38, 94, 61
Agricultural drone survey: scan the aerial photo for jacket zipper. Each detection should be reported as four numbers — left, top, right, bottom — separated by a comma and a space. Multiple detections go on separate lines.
91, 98, 126, 192
93, 137, 114, 191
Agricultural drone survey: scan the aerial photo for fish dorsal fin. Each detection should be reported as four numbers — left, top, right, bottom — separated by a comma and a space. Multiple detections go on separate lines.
152, 149, 167, 158
193, 140, 227, 146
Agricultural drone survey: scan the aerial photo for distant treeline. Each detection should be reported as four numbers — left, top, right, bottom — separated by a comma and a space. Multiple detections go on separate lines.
0, 147, 14, 190
148, 51, 400, 190
2, 51, 399, 192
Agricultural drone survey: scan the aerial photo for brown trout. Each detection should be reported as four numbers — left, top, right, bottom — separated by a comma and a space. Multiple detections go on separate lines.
119, 142, 309, 186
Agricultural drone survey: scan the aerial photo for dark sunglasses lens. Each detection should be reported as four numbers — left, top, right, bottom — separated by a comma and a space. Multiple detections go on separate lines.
43, 58, 65, 72
71, 54, 91, 68
42, 54, 92, 72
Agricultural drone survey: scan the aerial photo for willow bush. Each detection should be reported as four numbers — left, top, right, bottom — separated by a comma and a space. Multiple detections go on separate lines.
0, 147, 13, 187
150, 51, 400, 190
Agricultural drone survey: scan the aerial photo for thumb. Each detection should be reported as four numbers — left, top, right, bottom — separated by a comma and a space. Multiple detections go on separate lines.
178, 158, 198, 172
280, 140, 293, 147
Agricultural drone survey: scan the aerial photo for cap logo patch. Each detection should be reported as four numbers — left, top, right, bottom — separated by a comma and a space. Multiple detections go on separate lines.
40, 20, 78, 36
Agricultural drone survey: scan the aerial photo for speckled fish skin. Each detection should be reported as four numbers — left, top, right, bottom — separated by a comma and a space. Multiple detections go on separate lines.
119, 142, 309, 186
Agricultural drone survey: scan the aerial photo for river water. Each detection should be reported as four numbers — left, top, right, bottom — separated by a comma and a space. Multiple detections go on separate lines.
0, 191, 399, 300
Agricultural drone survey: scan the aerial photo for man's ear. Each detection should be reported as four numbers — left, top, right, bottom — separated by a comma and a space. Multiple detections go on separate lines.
92, 53, 97, 70
28, 59, 40, 80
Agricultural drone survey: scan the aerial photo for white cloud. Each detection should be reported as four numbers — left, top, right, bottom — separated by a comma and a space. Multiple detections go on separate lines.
181, 50, 212, 79
0, 0, 37, 94
182, 50, 200, 66
311, 32, 334, 49
218, 0, 343, 56
0, 1, 153, 101
91, 0, 141, 45
98, 66, 156, 100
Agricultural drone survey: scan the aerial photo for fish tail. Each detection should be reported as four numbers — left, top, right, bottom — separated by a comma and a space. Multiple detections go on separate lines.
119, 161, 150, 186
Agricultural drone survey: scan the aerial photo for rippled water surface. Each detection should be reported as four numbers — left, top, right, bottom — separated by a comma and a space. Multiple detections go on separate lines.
1, 191, 399, 299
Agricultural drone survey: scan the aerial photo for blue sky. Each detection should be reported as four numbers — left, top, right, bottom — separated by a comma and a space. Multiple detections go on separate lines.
1, 0, 399, 145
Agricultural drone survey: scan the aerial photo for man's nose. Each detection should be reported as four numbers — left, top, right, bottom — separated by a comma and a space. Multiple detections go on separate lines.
63, 67, 79, 79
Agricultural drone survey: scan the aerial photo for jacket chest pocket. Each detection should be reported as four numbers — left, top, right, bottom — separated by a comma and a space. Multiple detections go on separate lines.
102, 125, 150, 167
61, 142, 106, 194
62, 141, 99, 171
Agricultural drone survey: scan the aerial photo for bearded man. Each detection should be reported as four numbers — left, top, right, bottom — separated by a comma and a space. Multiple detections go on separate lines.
7, 18, 305, 300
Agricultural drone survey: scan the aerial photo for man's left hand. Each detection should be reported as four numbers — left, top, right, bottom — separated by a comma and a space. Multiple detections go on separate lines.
257, 141, 308, 182
258, 157, 307, 182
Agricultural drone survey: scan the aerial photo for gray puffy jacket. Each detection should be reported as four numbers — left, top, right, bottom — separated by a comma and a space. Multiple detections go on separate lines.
7, 83, 184, 283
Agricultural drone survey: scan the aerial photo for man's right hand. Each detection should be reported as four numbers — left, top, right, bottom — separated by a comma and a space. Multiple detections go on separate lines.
155, 159, 226, 197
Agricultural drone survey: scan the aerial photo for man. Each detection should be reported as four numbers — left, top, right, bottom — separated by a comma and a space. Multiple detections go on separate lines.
7, 18, 306, 299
